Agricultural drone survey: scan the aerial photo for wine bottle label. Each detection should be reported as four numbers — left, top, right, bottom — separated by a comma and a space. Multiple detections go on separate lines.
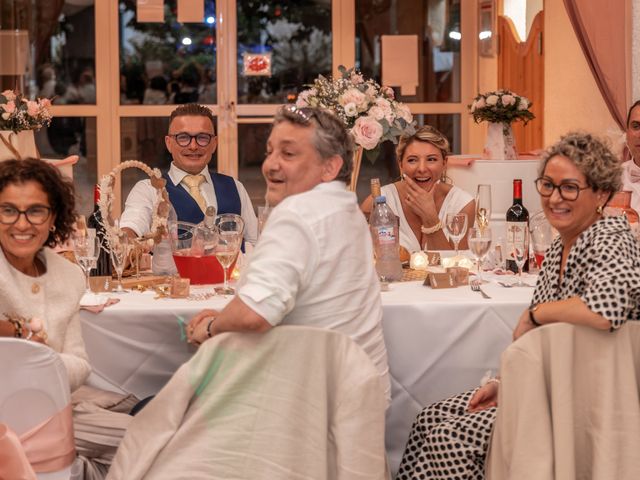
376, 226, 396, 245
506, 221, 529, 262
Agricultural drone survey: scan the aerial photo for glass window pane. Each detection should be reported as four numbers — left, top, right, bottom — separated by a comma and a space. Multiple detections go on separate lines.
34, 116, 97, 218
119, 1, 217, 105
237, 122, 271, 210
119, 117, 218, 209
0, 1, 96, 105
237, 1, 332, 104
353, 114, 460, 202
355, 0, 461, 103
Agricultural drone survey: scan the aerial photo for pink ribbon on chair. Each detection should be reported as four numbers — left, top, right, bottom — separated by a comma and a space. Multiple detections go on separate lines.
19, 403, 76, 473
0, 423, 37, 480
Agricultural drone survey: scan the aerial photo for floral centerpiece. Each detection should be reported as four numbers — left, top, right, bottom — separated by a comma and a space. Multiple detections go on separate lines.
296, 66, 415, 190
0, 90, 52, 161
468, 89, 534, 160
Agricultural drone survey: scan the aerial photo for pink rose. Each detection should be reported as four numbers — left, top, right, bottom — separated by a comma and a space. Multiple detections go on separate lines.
1, 90, 16, 102
517, 97, 530, 110
501, 94, 515, 106
26, 100, 39, 116
486, 95, 499, 106
368, 105, 385, 121
2, 101, 16, 114
339, 88, 367, 111
351, 116, 383, 150
475, 97, 486, 109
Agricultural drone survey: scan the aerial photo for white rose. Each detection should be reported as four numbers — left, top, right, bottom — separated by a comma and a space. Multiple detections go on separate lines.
339, 88, 367, 110
476, 98, 486, 109
518, 97, 530, 110
344, 102, 358, 117
368, 105, 385, 121
501, 94, 515, 106
396, 104, 413, 123
486, 95, 499, 106
351, 116, 383, 150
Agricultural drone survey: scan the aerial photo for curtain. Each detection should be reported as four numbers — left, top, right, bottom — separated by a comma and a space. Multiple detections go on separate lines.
563, 0, 630, 129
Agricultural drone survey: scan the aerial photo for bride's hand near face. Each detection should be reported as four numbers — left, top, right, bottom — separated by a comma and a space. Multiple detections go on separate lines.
402, 175, 439, 225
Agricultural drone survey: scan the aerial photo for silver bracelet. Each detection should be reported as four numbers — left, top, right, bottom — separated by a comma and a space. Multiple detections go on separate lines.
420, 221, 442, 235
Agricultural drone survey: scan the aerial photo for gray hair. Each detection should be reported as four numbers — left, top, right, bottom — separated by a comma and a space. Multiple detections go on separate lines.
273, 106, 354, 183
539, 131, 621, 193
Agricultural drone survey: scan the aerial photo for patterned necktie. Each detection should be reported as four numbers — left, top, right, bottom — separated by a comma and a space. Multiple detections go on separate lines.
182, 174, 207, 212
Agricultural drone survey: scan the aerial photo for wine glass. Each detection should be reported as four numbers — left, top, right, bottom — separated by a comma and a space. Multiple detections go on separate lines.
445, 213, 468, 257
109, 233, 130, 294
74, 229, 99, 295
215, 214, 244, 295
468, 226, 492, 283
507, 224, 529, 286
475, 184, 492, 231
529, 211, 557, 269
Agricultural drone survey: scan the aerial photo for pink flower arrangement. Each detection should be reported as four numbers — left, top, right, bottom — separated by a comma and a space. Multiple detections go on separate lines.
0, 90, 52, 132
468, 89, 534, 125
296, 66, 415, 157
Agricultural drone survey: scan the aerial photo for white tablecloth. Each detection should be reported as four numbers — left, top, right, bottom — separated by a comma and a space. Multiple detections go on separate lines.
79, 276, 535, 474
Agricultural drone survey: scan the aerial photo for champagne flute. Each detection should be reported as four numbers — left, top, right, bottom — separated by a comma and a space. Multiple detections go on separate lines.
445, 213, 468, 257
468, 226, 492, 283
74, 230, 99, 295
214, 214, 245, 295
475, 184, 492, 231
507, 224, 528, 286
110, 234, 130, 294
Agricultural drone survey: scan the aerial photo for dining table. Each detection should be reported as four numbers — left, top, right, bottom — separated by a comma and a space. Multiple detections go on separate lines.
79, 271, 536, 475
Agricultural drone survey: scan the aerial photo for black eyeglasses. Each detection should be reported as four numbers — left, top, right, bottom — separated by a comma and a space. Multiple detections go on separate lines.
169, 132, 215, 147
534, 177, 591, 201
0, 205, 52, 225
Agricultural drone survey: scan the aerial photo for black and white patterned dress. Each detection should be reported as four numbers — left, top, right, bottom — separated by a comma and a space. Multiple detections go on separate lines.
396, 216, 640, 480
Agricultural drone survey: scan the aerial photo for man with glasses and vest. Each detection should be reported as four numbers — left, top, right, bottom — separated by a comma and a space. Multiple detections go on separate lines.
120, 104, 258, 244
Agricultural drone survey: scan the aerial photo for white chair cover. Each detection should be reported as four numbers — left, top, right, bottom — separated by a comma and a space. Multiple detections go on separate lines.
107, 326, 389, 480
486, 322, 640, 480
0, 338, 75, 480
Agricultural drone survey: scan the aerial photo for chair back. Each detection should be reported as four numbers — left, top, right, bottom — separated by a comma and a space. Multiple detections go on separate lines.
108, 326, 389, 480
0, 338, 75, 480
486, 322, 640, 480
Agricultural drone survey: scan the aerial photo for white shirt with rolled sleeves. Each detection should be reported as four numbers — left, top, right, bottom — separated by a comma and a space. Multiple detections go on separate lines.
237, 181, 391, 403
120, 162, 258, 245
620, 160, 640, 215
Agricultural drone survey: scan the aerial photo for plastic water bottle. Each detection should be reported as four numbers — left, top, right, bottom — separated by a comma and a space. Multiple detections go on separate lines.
370, 195, 403, 282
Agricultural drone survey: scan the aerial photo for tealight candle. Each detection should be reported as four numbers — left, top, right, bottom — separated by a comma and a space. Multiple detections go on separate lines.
410, 251, 429, 270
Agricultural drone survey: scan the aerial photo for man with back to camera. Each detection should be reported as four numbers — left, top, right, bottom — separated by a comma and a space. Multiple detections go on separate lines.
186, 105, 390, 402
120, 104, 258, 244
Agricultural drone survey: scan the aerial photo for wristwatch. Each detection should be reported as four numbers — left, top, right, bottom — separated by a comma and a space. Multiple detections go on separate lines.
529, 304, 541, 327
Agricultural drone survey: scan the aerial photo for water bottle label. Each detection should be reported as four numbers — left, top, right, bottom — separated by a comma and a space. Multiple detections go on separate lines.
377, 226, 396, 245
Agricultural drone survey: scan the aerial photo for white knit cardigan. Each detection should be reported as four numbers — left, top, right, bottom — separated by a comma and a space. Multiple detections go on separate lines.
0, 246, 91, 391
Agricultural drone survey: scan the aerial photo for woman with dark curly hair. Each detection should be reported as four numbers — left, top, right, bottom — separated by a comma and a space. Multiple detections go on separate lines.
0, 158, 90, 390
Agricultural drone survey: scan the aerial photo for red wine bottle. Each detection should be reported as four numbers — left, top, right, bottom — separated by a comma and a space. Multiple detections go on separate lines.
506, 179, 529, 273
87, 185, 112, 277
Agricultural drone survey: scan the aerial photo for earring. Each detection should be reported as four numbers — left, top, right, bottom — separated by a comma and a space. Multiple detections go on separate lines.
441, 169, 448, 183
49, 225, 56, 232
596, 205, 603, 215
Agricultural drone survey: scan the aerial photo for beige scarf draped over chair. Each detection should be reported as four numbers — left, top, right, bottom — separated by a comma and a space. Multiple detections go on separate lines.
487, 322, 640, 480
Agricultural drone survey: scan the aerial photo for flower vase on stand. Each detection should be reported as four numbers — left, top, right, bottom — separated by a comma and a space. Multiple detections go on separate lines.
483, 122, 517, 160
0, 130, 39, 161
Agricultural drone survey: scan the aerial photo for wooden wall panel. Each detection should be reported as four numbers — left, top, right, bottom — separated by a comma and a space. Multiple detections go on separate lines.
498, 11, 544, 152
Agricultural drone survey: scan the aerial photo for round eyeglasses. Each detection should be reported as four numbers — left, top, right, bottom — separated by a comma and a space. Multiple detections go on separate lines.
169, 132, 215, 147
0, 205, 52, 225
534, 177, 591, 201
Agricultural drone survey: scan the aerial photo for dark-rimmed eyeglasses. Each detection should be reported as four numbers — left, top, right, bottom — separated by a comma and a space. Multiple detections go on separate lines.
0, 205, 52, 225
534, 177, 591, 201
169, 132, 215, 147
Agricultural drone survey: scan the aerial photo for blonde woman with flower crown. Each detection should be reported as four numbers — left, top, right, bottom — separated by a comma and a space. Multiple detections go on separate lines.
361, 125, 475, 252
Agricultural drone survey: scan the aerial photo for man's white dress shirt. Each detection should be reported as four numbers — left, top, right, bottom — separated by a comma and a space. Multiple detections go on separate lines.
621, 160, 640, 215
120, 163, 258, 244
237, 181, 391, 402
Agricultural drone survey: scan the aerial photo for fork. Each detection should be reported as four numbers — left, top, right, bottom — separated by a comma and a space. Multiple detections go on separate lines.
470, 280, 491, 299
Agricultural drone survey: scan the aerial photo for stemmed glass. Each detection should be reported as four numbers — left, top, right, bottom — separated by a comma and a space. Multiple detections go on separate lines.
468, 226, 492, 283
445, 213, 468, 257
73, 229, 99, 295
507, 224, 529, 286
215, 214, 244, 295
475, 184, 492, 231
109, 233, 130, 294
